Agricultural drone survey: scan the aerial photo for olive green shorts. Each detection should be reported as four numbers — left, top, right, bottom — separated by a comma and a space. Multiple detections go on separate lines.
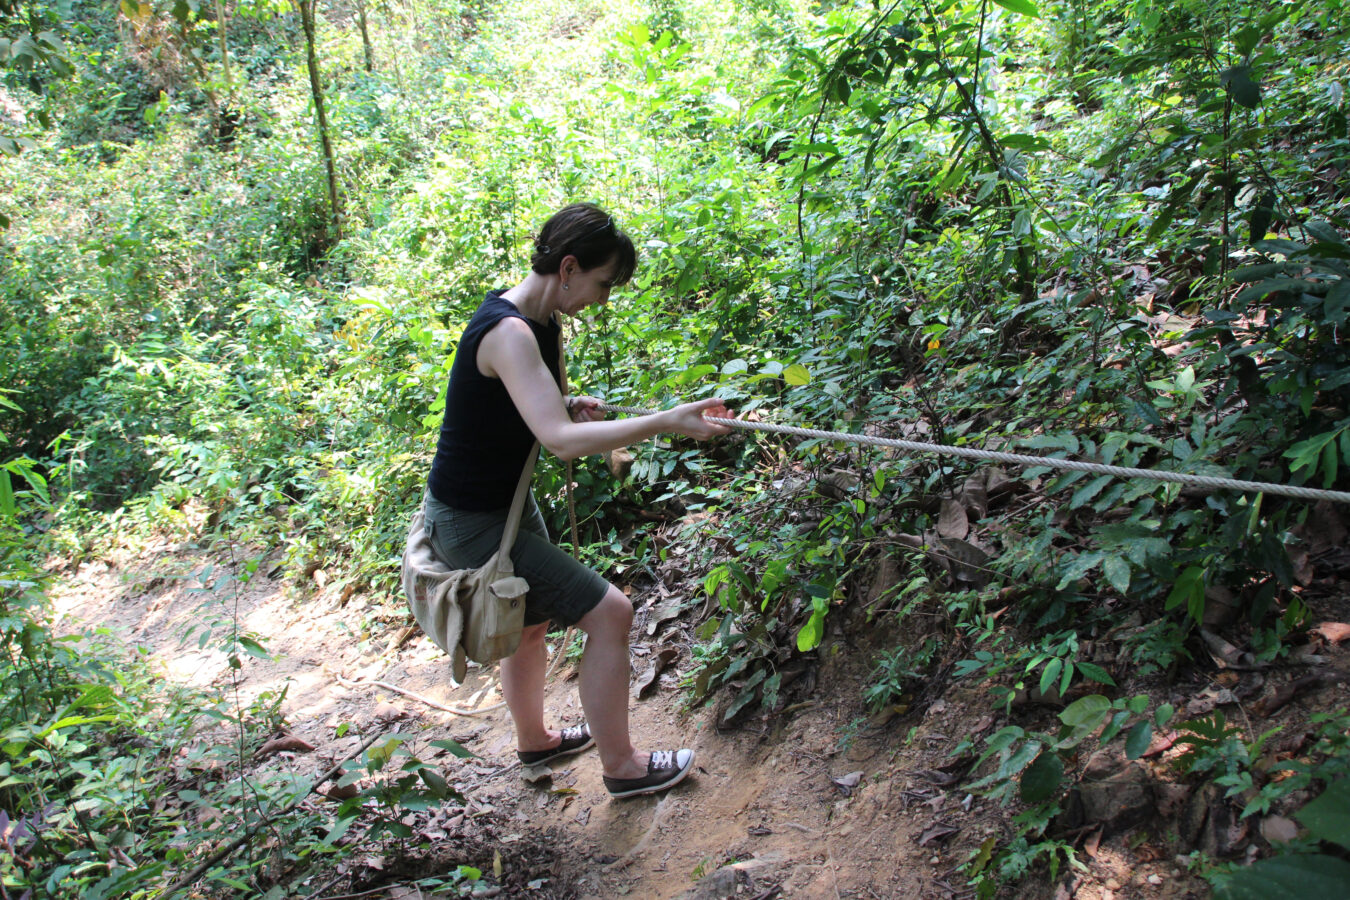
422, 491, 609, 628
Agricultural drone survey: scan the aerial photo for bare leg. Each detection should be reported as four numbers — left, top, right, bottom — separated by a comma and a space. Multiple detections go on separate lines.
499, 622, 558, 753
576, 586, 648, 779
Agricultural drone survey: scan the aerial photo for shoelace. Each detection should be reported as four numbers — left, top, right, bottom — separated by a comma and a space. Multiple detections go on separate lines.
561, 725, 586, 742
650, 750, 675, 769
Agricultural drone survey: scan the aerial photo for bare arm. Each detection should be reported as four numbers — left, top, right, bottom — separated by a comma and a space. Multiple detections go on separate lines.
478, 318, 731, 461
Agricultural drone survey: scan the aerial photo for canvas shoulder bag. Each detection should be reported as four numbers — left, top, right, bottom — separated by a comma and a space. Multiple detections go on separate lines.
403, 442, 538, 682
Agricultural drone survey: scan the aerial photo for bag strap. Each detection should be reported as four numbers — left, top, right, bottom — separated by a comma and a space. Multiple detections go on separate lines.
496, 316, 564, 563
497, 441, 540, 563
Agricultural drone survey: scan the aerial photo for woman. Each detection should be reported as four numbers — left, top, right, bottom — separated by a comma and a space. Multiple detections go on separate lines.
424, 202, 732, 799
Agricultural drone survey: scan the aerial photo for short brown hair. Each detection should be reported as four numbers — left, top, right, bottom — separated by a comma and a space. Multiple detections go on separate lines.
531, 203, 637, 285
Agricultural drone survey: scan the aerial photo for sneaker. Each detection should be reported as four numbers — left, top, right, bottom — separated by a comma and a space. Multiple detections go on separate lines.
603, 749, 696, 799
517, 723, 595, 766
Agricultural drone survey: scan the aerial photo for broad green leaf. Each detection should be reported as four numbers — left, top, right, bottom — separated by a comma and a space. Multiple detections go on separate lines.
429, 739, 474, 759
1058, 695, 1112, 747
1020, 752, 1063, 804
722, 669, 767, 722
783, 364, 811, 386
1076, 662, 1116, 686
419, 767, 451, 797
1304, 221, 1347, 248
1297, 779, 1350, 850
1214, 855, 1350, 900
1055, 550, 1104, 590
1039, 658, 1062, 697
991, 0, 1040, 17
796, 603, 826, 652
1155, 703, 1176, 728
0, 470, 13, 520
1101, 555, 1131, 594
1166, 566, 1206, 619
1220, 65, 1261, 109
1124, 721, 1154, 759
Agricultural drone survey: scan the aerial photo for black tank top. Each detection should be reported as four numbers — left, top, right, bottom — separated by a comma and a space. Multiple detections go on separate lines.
427, 291, 562, 510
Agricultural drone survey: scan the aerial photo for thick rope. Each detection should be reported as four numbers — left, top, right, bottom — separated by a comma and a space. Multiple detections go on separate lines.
597, 403, 1350, 505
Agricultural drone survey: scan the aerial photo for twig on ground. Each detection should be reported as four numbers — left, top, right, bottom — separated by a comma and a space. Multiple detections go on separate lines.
336, 675, 505, 715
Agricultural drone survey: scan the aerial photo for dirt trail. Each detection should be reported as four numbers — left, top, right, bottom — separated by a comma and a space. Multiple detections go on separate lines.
48, 537, 1191, 899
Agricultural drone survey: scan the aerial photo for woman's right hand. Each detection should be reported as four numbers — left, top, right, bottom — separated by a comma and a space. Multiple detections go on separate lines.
668, 398, 734, 440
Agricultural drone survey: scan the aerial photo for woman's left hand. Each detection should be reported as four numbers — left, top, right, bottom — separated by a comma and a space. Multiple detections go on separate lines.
567, 395, 606, 422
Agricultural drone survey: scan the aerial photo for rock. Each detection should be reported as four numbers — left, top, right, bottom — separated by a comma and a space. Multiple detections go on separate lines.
1186, 784, 1248, 858
1202, 585, 1241, 628
1058, 761, 1155, 837
1260, 814, 1299, 845
680, 865, 739, 899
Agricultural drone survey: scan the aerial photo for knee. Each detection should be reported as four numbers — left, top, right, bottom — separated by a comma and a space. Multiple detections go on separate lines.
580, 588, 633, 638
516, 622, 549, 650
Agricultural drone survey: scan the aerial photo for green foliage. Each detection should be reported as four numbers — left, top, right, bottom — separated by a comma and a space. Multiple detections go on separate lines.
3, 0, 1350, 894
1212, 779, 1350, 900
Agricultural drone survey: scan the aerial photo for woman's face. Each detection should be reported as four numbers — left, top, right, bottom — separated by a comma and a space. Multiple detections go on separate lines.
560, 256, 619, 316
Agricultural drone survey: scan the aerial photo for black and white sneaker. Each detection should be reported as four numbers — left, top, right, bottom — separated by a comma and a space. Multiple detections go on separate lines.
517, 723, 595, 766
603, 749, 695, 799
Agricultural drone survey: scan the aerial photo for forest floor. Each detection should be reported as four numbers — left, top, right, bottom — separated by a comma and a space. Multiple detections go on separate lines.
46, 517, 1349, 900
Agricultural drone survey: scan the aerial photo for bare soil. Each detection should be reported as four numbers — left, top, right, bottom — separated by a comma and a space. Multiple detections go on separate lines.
48, 527, 1349, 899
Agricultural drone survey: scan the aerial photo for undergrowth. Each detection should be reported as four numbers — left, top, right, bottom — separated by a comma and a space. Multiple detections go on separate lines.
3, 0, 1350, 895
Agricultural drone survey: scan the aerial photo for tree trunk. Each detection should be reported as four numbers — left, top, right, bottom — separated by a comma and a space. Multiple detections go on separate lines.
357, 0, 374, 72
298, 0, 342, 243
212, 0, 233, 95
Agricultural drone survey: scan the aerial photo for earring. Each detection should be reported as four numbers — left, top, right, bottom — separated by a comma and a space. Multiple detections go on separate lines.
563, 283, 570, 291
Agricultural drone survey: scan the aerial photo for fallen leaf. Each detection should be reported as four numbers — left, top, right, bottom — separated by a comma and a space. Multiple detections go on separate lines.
747, 825, 773, 836
1082, 826, 1103, 859
937, 499, 969, 540
1289, 549, 1314, 586
917, 822, 960, 846
645, 599, 686, 636
913, 769, 961, 787
1253, 673, 1341, 717
832, 771, 864, 796
633, 646, 680, 699
257, 734, 316, 757
324, 783, 360, 801
1313, 622, 1350, 645
935, 537, 992, 587
1143, 729, 1179, 758
520, 764, 552, 784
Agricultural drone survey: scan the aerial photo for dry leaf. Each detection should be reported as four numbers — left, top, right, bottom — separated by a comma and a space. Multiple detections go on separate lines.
832, 771, 864, 796
1082, 826, 1103, 859
936, 537, 991, 587
520, 764, 552, 784
1289, 549, 1314, 586
645, 599, 686, 636
1143, 729, 1179, 758
257, 734, 316, 757
917, 822, 960, 846
632, 646, 680, 699
1313, 622, 1350, 644
325, 783, 360, 801
937, 499, 969, 540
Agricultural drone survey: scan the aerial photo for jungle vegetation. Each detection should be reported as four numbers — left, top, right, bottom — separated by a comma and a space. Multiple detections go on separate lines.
3, 0, 1349, 896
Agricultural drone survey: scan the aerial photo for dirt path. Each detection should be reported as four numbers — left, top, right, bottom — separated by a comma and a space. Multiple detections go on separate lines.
49, 537, 1198, 899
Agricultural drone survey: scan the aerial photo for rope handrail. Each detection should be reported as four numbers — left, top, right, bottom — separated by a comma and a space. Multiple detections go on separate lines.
595, 403, 1350, 505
